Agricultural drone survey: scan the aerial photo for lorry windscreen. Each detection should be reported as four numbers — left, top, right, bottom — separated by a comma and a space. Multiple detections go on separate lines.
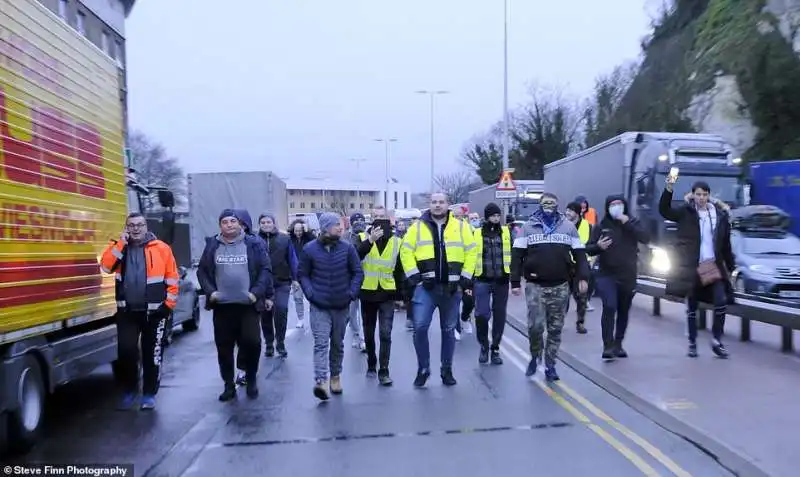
516, 199, 539, 220
662, 174, 741, 205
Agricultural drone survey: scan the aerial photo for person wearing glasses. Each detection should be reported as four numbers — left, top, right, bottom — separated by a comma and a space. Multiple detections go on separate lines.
100, 212, 180, 411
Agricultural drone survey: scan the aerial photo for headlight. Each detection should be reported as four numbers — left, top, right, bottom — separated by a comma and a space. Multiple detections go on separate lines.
748, 264, 774, 275
650, 247, 671, 274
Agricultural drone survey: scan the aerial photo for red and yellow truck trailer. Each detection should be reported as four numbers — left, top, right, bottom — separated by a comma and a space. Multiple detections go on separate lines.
0, 0, 176, 453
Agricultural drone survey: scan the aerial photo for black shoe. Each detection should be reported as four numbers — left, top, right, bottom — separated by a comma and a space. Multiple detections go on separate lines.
246, 380, 259, 399
366, 367, 377, 378
602, 345, 616, 360
265, 347, 274, 358
277, 344, 288, 358
525, 358, 537, 377
413, 369, 430, 387
711, 339, 729, 358
614, 341, 628, 358
687, 341, 698, 358
441, 367, 457, 386
378, 369, 393, 386
490, 349, 503, 365
478, 347, 489, 364
544, 366, 560, 382
576, 322, 587, 334
219, 385, 236, 402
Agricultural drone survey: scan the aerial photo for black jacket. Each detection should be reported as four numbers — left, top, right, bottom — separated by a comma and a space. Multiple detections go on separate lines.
586, 195, 650, 285
658, 188, 736, 303
259, 230, 295, 284
356, 226, 405, 302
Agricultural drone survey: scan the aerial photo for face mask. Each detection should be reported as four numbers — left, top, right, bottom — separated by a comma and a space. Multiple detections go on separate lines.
352, 222, 366, 232
609, 204, 625, 218
540, 203, 557, 215
470, 219, 481, 228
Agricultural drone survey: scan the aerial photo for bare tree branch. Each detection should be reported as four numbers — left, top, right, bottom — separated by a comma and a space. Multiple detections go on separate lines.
434, 171, 482, 204
128, 130, 187, 210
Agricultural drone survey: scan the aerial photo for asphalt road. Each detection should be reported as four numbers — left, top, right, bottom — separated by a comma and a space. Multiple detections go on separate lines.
6, 307, 735, 477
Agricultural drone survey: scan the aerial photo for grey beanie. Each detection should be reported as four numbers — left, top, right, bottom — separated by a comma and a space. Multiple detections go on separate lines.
258, 212, 277, 224
318, 212, 341, 232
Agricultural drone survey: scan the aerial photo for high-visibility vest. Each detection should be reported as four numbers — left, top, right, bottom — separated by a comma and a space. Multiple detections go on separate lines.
473, 227, 511, 276
361, 236, 401, 290
577, 220, 590, 244
400, 213, 477, 283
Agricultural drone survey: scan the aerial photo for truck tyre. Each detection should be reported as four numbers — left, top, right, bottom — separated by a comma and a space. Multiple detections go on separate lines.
182, 299, 200, 332
7, 355, 45, 454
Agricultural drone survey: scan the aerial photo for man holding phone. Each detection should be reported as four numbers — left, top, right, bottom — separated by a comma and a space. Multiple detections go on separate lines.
355, 206, 404, 385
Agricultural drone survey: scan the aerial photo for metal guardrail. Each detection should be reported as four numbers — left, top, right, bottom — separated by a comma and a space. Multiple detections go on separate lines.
636, 276, 800, 352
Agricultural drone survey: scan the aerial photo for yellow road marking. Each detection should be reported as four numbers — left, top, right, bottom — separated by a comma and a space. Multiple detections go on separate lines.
500, 348, 661, 476
500, 332, 692, 477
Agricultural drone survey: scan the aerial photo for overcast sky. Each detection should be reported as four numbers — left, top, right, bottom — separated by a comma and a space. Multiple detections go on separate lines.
125, 0, 657, 191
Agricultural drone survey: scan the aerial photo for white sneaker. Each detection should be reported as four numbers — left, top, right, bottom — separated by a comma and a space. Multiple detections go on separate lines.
296, 319, 305, 329
462, 321, 473, 334
454, 330, 461, 341
587, 304, 595, 312
352, 335, 364, 349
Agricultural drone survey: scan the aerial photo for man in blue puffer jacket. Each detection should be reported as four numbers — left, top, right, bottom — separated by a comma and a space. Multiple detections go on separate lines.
298, 212, 364, 400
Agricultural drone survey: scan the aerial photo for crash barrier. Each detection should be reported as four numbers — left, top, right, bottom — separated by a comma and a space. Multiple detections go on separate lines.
637, 276, 800, 352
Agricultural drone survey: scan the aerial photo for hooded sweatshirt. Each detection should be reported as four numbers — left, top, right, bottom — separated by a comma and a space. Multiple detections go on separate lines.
585, 195, 650, 284
214, 231, 252, 304
123, 231, 157, 311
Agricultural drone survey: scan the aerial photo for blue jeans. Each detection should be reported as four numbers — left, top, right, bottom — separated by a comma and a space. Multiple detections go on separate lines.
474, 280, 509, 349
411, 283, 461, 370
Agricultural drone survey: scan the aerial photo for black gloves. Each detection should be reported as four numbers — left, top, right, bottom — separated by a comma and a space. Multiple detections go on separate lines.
459, 277, 473, 291
150, 303, 171, 320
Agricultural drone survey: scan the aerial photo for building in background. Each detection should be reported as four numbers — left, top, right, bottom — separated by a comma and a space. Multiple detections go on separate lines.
40, 0, 134, 139
285, 178, 411, 216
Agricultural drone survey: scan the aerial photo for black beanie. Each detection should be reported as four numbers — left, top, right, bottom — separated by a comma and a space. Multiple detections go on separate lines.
484, 202, 502, 219
566, 202, 582, 215
219, 208, 238, 223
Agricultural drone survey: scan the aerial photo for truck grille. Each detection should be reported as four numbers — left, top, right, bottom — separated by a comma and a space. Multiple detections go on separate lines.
775, 267, 800, 278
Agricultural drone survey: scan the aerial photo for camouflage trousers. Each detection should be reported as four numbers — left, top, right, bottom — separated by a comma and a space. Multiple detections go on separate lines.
525, 282, 570, 368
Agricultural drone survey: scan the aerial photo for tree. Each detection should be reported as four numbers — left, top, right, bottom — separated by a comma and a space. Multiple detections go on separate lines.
434, 171, 482, 204
461, 123, 505, 185
510, 84, 583, 179
321, 190, 350, 216
583, 62, 639, 147
128, 130, 186, 210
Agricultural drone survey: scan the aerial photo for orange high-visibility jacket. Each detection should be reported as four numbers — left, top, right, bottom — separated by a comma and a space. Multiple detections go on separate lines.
100, 237, 179, 311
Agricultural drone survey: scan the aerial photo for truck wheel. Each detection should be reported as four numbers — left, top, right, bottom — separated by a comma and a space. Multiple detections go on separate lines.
182, 301, 200, 332
7, 355, 45, 453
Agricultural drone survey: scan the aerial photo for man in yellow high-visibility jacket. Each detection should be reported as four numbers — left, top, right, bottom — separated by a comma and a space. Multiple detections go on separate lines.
400, 193, 477, 388
472, 203, 511, 365
354, 205, 404, 386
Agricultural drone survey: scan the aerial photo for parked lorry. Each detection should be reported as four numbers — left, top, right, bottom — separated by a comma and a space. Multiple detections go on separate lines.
747, 159, 800, 237
543, 132, 745, 276
0, 0, 187, 453
468, 179, 544, 221
187, 171, 288, 263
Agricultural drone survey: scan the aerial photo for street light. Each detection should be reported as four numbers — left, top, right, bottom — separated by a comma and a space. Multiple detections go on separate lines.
350, 157, 368, 211
415, 90, 449, 193
374, 138, 397, 208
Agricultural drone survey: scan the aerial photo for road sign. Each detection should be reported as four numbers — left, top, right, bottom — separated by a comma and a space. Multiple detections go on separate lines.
496, 170, 516, 191
495, 190, 517, 199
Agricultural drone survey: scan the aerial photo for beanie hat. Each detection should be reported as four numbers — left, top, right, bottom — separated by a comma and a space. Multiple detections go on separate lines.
234, 209, 253, 233
219, 208, 238, 223
484, 202, 502, 219
350, 212, 365, 223
319, 212, 341, 232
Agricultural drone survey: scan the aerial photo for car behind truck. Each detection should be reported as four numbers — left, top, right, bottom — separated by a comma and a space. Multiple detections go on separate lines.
0, 0, 185, 454
543, 131, 745, 276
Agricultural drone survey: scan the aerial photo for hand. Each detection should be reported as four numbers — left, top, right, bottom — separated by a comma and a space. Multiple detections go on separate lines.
210, 291, 220, 302
598, 237, 613, 250
248, 292, 257, 304
464, 289, 472, 296
511, 288, 521, 296
369, 227, 384, 243
265, 299, 273, 310
578, 280, 588, 294
422, 278, 436, 291
666, 173, 677, 185
618, 214, 629, 224
119, 231, 129, 243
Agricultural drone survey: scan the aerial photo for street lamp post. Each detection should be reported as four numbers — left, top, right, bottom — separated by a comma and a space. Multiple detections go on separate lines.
350, 158, 368, 208
374, 138, 397, 208
415, 90, 449, 193
502, 0, 510, 171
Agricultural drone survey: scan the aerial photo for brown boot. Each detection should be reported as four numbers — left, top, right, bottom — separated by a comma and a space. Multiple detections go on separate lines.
313, 379, 329, 400
330, 375, 343, 394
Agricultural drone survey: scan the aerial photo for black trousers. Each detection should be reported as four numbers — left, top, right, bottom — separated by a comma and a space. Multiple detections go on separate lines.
361, 300, 395, 370
117, 310, 168, 395
213, 304, 261, 386
595, 276, 635, 347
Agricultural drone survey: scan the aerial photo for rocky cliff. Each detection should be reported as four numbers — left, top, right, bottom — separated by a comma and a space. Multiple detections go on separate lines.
611, 0, 800, 160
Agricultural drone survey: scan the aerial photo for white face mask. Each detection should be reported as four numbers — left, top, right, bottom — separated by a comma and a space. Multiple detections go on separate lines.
609, 204, 625, 219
